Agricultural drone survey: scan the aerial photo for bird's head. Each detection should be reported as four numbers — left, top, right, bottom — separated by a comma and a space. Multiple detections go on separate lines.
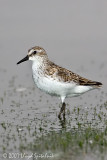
17, 46, 47, 65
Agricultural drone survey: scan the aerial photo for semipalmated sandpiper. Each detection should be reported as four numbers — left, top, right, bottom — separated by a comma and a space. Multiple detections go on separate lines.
17, 46, 102, 119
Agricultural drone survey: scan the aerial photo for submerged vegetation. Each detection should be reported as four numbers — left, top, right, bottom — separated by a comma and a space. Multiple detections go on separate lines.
19, 126, 107, 160
0, 75, 107, 160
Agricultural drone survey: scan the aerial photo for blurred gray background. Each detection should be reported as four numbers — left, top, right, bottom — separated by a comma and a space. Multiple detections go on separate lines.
0, 1, 107, 158
0, 0, 107, 90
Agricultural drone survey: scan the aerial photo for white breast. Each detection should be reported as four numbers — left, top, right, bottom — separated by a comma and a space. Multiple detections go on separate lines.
32, 61, 93, 98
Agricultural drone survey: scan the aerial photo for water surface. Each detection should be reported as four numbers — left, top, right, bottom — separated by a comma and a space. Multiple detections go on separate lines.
0, 1, 107, 160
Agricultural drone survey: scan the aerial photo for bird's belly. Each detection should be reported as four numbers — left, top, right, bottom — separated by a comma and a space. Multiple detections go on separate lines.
33, 76, 68, 96
33, 75, 80, 96
33, 73, 93, 97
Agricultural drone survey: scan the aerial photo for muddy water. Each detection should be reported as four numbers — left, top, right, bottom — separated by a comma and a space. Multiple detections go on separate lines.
0, 1, 107, 160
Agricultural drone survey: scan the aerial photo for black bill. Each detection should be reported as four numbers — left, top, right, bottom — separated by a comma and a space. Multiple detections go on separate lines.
17, 55, 29, 65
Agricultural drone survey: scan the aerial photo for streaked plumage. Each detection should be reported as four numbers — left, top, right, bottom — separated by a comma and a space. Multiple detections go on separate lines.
17, 46, 102, 119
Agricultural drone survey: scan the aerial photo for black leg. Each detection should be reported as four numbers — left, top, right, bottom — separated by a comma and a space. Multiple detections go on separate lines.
58, 102, 66, 119
63, 102, 66, 118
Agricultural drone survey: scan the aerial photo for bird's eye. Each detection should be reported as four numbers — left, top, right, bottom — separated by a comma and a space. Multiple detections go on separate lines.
33, 51, 37, 54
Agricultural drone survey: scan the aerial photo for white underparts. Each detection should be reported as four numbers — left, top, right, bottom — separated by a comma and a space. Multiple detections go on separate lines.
32, 60, 94, 103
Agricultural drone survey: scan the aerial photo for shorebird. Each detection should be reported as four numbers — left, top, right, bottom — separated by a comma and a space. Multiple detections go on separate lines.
17, 46, 102, 119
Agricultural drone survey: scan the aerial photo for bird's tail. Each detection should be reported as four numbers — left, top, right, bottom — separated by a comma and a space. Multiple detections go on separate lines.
84, 81, 102, 88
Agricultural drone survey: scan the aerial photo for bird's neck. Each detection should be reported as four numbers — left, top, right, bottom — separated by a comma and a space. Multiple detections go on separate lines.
32, 56, 49, 71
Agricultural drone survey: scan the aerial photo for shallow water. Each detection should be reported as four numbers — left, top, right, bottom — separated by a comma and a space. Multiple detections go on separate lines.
0, 1, 107, 160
